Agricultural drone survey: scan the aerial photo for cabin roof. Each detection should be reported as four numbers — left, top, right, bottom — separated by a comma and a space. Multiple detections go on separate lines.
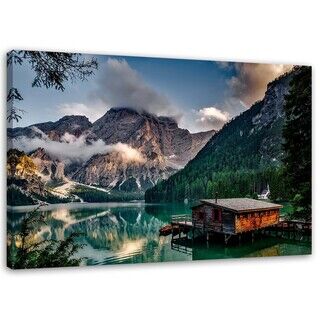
197, 198, 283, 213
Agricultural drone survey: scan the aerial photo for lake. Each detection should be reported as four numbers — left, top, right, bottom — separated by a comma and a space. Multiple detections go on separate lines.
7, 202, 311, 267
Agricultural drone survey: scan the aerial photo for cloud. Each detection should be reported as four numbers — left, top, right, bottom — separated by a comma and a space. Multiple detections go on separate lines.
13, 132, 146, 164
216, 61, 233, 70
228, 63, 293, 106
223, 97, 247, 116
195, 106, 230, 130
56, 58, 182, 124
91, 58, 180, 118
58, 102, 106, 122
110, 143, 146, 163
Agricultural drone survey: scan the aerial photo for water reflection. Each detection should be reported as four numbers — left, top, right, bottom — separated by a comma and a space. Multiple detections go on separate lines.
8, 202, 192, 265
172, 236, 311, 260
7, 202, 311, 266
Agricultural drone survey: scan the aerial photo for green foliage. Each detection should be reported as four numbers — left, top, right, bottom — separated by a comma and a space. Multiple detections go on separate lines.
72, 185, 144, 202
282, 66, 312, 219
145, 94, 286, 203
7, 207, 85, 269
35, 193, 72, 204
252, 192, 258, 200
7, 184, 73, 206
146, 167, 286, 202
146, 66, 311, 215
7, 185, 35, 206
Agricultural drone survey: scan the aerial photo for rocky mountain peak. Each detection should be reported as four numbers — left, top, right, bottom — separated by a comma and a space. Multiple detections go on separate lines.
56, 115, 92, 130
9, 106, 216, 193
30, 147, 53, 161
145, 67, 302, 202
251, 68, 299, 131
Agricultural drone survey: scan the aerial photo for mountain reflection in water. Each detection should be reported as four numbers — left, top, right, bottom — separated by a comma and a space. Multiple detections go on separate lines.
8, 202, 311, 266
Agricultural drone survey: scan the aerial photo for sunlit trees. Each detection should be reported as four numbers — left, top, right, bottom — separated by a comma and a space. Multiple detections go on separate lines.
7, 149, 36, 178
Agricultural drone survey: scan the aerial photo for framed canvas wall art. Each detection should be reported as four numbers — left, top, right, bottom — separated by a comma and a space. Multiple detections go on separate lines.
7, 50, 312, 269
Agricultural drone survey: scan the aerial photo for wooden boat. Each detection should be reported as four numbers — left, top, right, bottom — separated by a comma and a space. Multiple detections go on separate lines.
159, 224, 187, 236
159, 224, 173, 236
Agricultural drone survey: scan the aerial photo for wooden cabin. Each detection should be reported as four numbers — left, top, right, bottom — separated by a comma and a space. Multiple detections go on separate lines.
192, 198, 282, 235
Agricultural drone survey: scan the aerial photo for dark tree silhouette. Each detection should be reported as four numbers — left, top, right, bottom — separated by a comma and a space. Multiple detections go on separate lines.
282, 66, 312, 219
7, 50, 98, 122
7, 206, 85, 269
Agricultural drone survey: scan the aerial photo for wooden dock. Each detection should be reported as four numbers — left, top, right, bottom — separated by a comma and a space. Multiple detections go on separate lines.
159, 215, 192, 236
159, 214, 311, 245
269, 220, 311, 232
260, 220, 311, 242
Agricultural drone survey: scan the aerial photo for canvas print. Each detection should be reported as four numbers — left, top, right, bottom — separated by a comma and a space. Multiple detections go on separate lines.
7, 50, 312, 269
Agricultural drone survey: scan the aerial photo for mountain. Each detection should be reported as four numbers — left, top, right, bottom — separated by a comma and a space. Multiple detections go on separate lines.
145, 67, 301, 203
7, 149, 73, 206
30, 148, 65, 181
72, 108, 215, 191
91, 108, 214, 168
8, 108, 215, 202
8, 115, 92, 141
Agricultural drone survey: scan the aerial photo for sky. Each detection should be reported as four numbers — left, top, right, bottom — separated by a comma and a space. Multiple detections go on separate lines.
10, 52, 292, 133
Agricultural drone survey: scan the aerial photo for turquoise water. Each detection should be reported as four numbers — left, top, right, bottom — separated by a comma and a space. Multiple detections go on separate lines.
7, 202, 311, 266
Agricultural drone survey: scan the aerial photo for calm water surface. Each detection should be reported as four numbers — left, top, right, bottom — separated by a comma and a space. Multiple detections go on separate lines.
8, 202, 311, 266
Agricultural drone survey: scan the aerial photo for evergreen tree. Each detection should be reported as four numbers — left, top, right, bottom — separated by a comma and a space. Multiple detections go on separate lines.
282, 66, 312, 219
7, 207, 85, 269
145, 67, 310, 205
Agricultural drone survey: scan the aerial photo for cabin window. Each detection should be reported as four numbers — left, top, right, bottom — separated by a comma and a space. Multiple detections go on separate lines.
198, 212, 204, 220
212, 208, 222, 222
211, 208, 215, 221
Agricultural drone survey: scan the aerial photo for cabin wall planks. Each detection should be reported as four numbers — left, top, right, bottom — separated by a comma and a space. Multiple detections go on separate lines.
191, 202, 280, 235
235, 210, 279, 233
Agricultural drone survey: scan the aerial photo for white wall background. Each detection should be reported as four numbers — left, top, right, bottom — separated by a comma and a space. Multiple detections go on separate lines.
1, 1, 319, 319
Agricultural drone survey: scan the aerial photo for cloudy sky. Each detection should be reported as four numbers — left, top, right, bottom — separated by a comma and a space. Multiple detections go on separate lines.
11, 53, 292, 132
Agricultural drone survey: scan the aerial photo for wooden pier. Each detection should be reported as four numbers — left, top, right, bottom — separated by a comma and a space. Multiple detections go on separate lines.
160, 215, 311, 245
269, 220, 311, 232
159, 199, 311, 245
259, 220, 311, 242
